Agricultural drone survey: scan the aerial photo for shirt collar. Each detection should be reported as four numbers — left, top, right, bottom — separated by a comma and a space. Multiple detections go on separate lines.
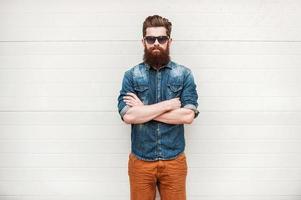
144, 60, 173, 71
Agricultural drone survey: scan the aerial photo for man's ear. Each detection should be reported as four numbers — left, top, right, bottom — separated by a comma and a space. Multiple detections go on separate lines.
168, 38, 172, 46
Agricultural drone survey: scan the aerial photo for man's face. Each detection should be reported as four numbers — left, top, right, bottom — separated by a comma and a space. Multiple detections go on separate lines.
142, 27, 172, 69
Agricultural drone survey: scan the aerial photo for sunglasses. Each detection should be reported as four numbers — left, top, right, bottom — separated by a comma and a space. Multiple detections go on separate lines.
144, 36, 169, 44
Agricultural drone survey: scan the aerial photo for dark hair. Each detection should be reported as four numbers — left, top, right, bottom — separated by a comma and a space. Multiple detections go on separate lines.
142, 15, 172, 37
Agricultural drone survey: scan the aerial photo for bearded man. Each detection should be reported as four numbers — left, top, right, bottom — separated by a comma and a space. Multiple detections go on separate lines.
117, 15, 199, 200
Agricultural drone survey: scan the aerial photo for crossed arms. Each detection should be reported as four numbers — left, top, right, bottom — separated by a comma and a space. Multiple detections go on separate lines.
122, 92, 195, 125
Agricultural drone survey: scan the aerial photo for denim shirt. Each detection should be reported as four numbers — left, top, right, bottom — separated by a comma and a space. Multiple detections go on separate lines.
117, 60, 199, 161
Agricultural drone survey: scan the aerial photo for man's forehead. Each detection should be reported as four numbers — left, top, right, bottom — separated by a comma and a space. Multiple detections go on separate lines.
145, 27, 167, 36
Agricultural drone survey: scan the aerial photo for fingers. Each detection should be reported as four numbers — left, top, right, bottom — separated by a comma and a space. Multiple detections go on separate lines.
123, 99, 142, 107
123, 92, 142, 102
126, 92, 140, 101
124, 100, 134, 107
123, 93, 143, 107
123, 98, 134, 106
123, 95, 137, 104
123, 96, 135, 100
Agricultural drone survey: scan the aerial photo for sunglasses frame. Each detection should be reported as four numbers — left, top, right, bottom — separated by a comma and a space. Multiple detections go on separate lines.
144, 36, 170, 45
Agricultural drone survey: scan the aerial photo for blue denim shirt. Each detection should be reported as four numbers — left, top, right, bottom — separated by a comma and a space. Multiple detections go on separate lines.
117, 60, 199, 161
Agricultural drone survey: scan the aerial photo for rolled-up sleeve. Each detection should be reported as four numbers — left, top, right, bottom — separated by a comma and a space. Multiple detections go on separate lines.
180, 69, 199, 119
117, 70, 135, 121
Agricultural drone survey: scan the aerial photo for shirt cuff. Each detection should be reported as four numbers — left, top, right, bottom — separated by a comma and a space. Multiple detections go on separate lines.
183, 104, 199, 119
119, 105, 130, 121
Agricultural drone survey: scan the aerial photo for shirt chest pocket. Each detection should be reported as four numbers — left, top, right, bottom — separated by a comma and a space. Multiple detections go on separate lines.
167, 83, 183, 99
134, 85, 149, 104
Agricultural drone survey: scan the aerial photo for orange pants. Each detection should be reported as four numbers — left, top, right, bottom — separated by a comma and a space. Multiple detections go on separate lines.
128, 152, 187, 200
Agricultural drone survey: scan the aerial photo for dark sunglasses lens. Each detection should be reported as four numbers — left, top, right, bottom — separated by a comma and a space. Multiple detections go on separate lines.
145, 37, 156, 44
158, 36, 169, 44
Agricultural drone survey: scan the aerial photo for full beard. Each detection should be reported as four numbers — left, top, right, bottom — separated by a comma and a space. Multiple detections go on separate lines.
143, 44, 170, 70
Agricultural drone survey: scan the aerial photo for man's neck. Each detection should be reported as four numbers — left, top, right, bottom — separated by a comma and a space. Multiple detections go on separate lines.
145, 61, 170, 70
151, 64, 164, 70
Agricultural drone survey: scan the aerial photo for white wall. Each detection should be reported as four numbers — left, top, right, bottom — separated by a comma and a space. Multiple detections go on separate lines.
0, 0, 301, 199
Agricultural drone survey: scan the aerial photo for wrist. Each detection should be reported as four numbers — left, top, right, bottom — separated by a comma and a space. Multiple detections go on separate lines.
160, 100, 171, 111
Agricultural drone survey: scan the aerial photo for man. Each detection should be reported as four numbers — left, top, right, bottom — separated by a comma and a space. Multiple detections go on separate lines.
117, 15, 199, 200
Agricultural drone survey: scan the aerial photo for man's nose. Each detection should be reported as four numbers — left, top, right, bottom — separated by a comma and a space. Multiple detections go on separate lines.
154, 38, 160, 45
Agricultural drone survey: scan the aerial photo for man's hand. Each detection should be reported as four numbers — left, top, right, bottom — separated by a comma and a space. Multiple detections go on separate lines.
123, 92, 144, 107
166, 97, 181, 110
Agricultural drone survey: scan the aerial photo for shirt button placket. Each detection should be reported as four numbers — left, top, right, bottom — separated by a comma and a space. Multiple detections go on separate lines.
157, 70, 162, 158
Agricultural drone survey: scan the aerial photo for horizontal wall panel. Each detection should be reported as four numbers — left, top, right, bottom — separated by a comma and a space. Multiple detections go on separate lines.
1, 13, 300, 29
1, 27, 301, 41
0, 96, 300, 111
0, 0, 299, 14
1, 41, 301, 56
0, 82, 300, 98
0, 180, 299, 195
0, 55, 300, 70
0, 125, 300, 140
0, 139, 300, 154
0, 112, 300, 125
0, 153, 300, 168
0, 195, 300, 200
0, 69, 300, 83
0, 168, 300, 181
